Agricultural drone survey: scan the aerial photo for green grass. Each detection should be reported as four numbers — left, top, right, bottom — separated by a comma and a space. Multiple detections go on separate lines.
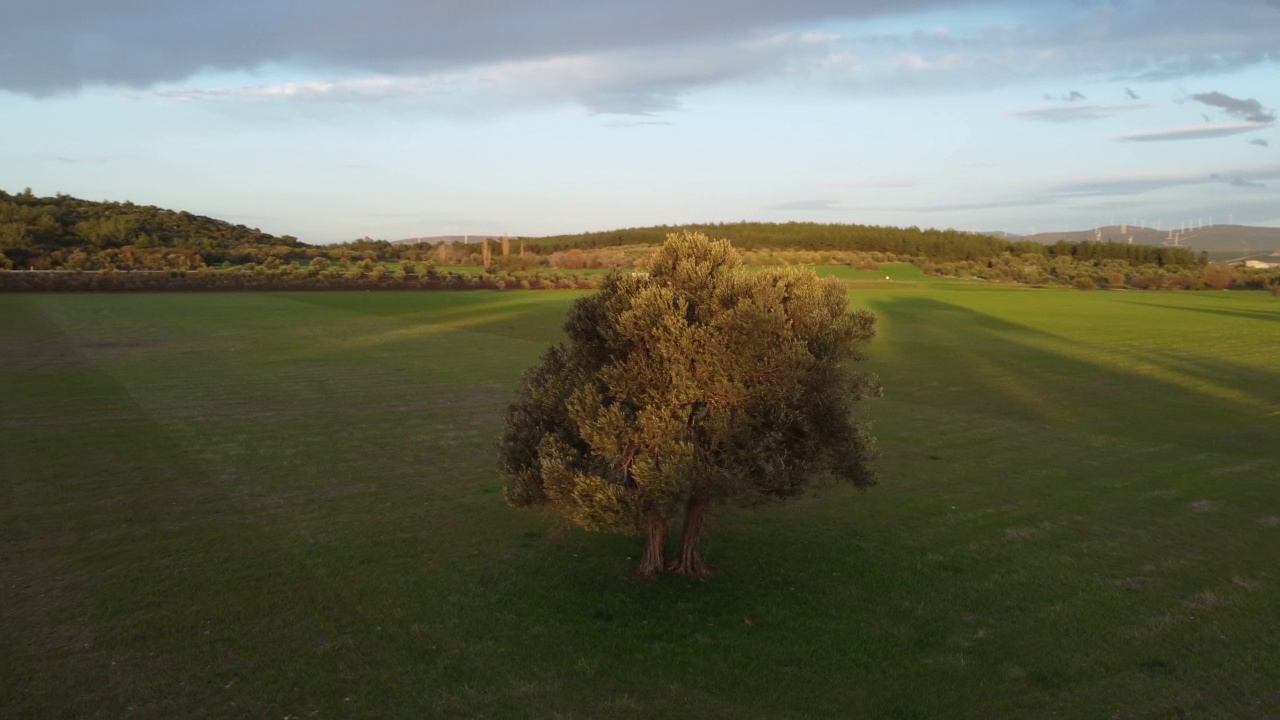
815, 262, 943, 283
2, 280, 1278, 718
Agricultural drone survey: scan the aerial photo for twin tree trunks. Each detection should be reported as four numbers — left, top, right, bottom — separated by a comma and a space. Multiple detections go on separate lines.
640, 496, 710, 578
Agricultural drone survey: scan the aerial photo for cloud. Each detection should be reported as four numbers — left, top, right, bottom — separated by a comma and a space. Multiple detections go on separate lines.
887, 196, 1060, 213
2, 0, 1278, 110
766, 199, 845, 211
0, 1, 981, 97
1190, 91, 1276, 123
1250, 138, 1271, 147
1114, 122, 1274, 142
1047, 165, 1280, 196
1065, 90, 1086, 102
604, 119, 674, 128
850, 163, 1280, 222
153, 76, 463, 103
900, 163, 1280, 214
1011, 103, 1150, 123
1125, 87, 1139, 100
147, 35, 843, 115
844, 2, 1280, 89
765, 181, 918, 213
834, 178, 918, 189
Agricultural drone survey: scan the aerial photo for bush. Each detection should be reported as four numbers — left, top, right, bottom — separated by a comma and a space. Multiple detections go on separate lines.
1203, 263, 1236, 290
493, 255, 540, 272
1073, 277, 1096, 291
1130, 274, 1164, 291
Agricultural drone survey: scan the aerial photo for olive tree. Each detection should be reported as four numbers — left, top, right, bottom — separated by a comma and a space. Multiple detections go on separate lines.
499, 231, 879, 577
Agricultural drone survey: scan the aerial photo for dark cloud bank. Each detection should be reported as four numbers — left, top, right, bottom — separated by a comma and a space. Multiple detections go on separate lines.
3, 0, 1279, 100
0, 0, 993, 95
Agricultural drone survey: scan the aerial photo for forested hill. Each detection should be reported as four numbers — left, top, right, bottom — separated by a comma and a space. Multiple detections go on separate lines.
0, 189, 301, 266
1, 190, 1205, 270
1021, 225, 1280, 255
526, 221, 1202, 266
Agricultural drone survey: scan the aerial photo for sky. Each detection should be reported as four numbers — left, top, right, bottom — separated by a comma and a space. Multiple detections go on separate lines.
2, 0, 1278, 244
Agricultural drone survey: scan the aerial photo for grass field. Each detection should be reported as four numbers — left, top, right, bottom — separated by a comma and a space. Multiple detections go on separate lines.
2, 280, 1278, 718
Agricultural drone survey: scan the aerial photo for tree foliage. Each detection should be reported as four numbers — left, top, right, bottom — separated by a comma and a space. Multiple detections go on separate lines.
498, 231, 880, 577
1203, 263, 1237, 290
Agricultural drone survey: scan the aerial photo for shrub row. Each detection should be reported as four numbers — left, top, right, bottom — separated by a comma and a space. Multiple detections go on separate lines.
0, 269, 604, 292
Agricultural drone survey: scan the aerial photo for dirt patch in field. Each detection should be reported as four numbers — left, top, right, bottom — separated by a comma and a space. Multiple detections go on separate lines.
1186, 590, 1228, 611
1257, 516, 1280, 528
1231, 575, 1260, 590
1142, 557, 1189, 573
1113, 576, 1152, 589
1188, 500, 1220, 513
1004, 523, 1050, 541
1214, 458, 1272, 474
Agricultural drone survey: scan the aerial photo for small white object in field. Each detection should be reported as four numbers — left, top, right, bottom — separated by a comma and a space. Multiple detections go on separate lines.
885, 276, 891, 280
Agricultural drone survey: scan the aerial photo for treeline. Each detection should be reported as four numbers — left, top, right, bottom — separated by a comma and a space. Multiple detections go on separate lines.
0, 261, 606, 293
526, 222, 1204, 267
7, 252, 1275, 295
0, 188, 301, 268
4, 190, 1205, 272
921, 253, 1280, 293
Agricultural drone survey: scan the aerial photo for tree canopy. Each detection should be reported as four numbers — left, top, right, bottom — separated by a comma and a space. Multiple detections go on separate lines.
499, 231, 880, 577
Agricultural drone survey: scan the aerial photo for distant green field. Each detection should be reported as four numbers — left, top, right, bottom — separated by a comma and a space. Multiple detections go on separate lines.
815, 262, 958, 284
2, 281, 1278, 718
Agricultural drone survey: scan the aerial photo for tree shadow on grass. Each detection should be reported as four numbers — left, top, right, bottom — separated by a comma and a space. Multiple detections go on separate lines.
1123, 299, 1280, 326
282, 291, 570, 347
862, 295, 1280, 452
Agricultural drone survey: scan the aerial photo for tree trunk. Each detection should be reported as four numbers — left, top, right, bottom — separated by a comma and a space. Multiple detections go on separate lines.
636, 514, 668, 579
670, 496, 711, 576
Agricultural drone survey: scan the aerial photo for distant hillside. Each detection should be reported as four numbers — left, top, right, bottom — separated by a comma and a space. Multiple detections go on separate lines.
416, 222, 1202, 263
507, 221, 1201, 266
1025, 224, 1280, 256
0, 189, 302, 265
522, 222, 1017, 257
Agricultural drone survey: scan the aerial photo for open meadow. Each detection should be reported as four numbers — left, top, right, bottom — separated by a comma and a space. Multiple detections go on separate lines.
2, 271, 1279, 718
